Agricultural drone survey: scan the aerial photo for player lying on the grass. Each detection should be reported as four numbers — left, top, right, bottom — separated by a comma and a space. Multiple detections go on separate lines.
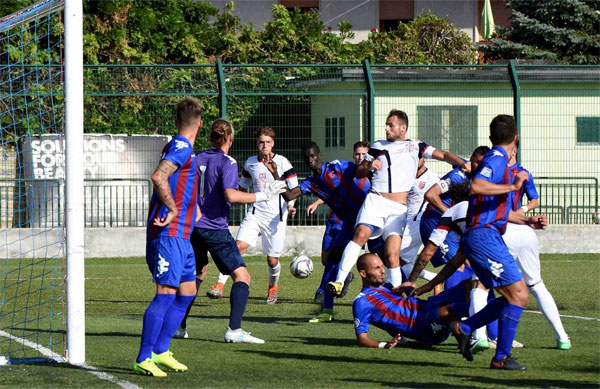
281, 141, 369, 322
184, 118, 286, 344
353, 253, 472, 356
134, 97, 203, 378
309, 140, 370, 305
207, 126, 298, 305
328, 109, 470, 296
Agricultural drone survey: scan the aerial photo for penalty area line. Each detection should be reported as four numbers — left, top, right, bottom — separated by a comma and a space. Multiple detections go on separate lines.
524, 310, 600, 321
0, 330, 140, 389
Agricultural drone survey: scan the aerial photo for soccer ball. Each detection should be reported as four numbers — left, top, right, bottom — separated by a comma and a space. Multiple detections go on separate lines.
593, 211, 600, 224
290, 255, 313, 279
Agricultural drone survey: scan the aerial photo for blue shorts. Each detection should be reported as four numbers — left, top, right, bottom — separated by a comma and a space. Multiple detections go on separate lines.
463, 228, 523, 289
419, 214, 439, 246
190, 227, 246, 275
146, 236, 196, 288
414, 300, 451, 345
322, 218, 343, 252
430, 230, 460, 268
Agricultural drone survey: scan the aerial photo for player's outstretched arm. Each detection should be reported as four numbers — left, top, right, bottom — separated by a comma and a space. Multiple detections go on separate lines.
424, 184, 448, 214
224, 181, 286, 204
412, 251, 467, 297
151, 159, 179, 226
356, 332, 403, 349
470, 170, 527, 196
431, 149, 470, 173
306, 198, 324, 215
281, 186, 302, 202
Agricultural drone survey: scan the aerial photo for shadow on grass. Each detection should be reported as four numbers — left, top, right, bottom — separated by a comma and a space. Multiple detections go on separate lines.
236, 349, 455, 368
446, 373, 600, 388
340, 377, 479, 388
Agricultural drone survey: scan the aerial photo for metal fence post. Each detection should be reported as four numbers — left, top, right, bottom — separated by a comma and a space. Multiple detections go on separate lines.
508, 60, 521, 162
216, 59, 227, 118
362, 59, 375, 143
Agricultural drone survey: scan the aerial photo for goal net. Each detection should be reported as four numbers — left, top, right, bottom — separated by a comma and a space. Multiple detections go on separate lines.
0, 0, 66, 364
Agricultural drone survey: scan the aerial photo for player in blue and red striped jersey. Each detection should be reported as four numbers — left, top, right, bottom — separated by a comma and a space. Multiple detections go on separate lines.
282, 141, 370, 322
134, 97, 203, 377
452, 115, 535, 370
353, 253, 471, 350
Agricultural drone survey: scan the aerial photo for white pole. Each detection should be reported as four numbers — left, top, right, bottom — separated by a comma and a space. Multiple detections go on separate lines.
64, 0, 85, 365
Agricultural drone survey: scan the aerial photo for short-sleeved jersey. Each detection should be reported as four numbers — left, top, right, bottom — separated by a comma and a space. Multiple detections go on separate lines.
466, 147, 515, 234
421, 166, 469, 222
353, 284, 425, 339
239, 154, 298, 220
508, 163, 538, 210
147, 135, 198, 240
407, 168, 440, 218
365, 140, 435, 193
194, 148, 239, 230
298, 160, 369, 225
428, 201, 468, 247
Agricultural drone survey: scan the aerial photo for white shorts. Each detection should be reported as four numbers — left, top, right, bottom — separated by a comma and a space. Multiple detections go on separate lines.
502, 222, 541, 286
400, 215, 424, 264
236, 212, 286, 258
355, 192, 407, 240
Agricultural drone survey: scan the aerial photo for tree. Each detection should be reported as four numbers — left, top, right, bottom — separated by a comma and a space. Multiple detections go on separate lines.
479, 0, 600, 64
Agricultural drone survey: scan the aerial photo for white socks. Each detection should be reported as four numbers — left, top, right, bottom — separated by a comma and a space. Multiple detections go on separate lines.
269, 262, 281, 287
402, 263, 436, 282
218, 272, 230, 286
530, 281, 569, 341
469, 287, 489, 341
388, 267, 403, 287
335, 240, 362, 284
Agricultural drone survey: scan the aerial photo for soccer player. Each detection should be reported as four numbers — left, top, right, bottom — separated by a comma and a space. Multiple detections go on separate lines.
188, 118, 286, 344
418, 146, 490, 288
207, 127, 298, 304
435, 115, 536, 370
309, 140, 369, 304
502, 145, 571, 350
281, 141, 370, 322
133, 97, 203, 377
328, 109, 469, 293
353, 253, 471, 352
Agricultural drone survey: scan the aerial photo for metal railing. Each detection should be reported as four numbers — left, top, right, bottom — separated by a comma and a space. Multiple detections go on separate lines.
532, 177, 598, 224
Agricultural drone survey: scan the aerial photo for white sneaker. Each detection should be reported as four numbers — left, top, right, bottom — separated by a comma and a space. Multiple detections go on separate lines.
172, 326, 188, 339
488, 338, 524, 349
224, 327, 265, 344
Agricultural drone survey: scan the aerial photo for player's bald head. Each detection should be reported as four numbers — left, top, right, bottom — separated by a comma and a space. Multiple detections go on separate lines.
357, 253, 381, 273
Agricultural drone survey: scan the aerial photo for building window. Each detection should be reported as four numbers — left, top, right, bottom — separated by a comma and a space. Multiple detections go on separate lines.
280, 0, 319, 12
325, 117, 346, 148
576, 117, 600, 144
379, 19, 412, 32
417, 106, 478, 158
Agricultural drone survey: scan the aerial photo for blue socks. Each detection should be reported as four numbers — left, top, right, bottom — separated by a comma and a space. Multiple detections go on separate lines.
137, 293, 175, 363
322, 260, 340, 310
487, 290, 499, 341
229, 282, 249, 330
460, 296, 508, 335
495, 303, 524, 360
180, 278, 202, 329
153, 295, 195, 354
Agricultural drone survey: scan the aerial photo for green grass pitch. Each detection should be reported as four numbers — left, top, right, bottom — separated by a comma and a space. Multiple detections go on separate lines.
1, 254, 599, 388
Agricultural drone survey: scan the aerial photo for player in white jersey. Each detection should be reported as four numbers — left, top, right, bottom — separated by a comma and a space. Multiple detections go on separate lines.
327, 109, 469, 295
207, 127, 298, 304
400, 157, 439, 281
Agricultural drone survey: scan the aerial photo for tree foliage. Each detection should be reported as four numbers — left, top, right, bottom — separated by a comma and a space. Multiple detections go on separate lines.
479, 0, 600, 64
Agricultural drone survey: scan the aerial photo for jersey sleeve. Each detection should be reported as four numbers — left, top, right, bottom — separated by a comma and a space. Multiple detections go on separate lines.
428, 215, 451, 247
524, 171, 539, 200
418, 142, 436, 159
161, 139, 192, 168
352, 296, 372, 335
474, 155, 506, 185
298, 178, 313, 196
281, 157, 299, 189
221, 157, 239, 190
239, 160, 252, 189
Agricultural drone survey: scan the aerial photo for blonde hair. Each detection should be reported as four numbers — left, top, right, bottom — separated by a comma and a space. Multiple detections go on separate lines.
255, 126, 275, 139
210, 118, 234, 148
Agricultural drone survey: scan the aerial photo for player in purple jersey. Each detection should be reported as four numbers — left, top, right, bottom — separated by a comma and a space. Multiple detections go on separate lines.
353, 253, 471, 353
180, 119, 286, 344
282, 141, 370, 322
134, 97, 203, 378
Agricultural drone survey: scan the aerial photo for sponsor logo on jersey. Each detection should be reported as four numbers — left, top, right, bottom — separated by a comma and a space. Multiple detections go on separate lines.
174, 139, 188, 150
488, 258, 504, 278
354, 318, 361, 328
430, 321, 445, 333
418, 181, 426, 190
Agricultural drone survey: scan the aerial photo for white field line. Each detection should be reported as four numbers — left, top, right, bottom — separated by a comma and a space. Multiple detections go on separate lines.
524, 310, 600, 321
0, 330, 141, 389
